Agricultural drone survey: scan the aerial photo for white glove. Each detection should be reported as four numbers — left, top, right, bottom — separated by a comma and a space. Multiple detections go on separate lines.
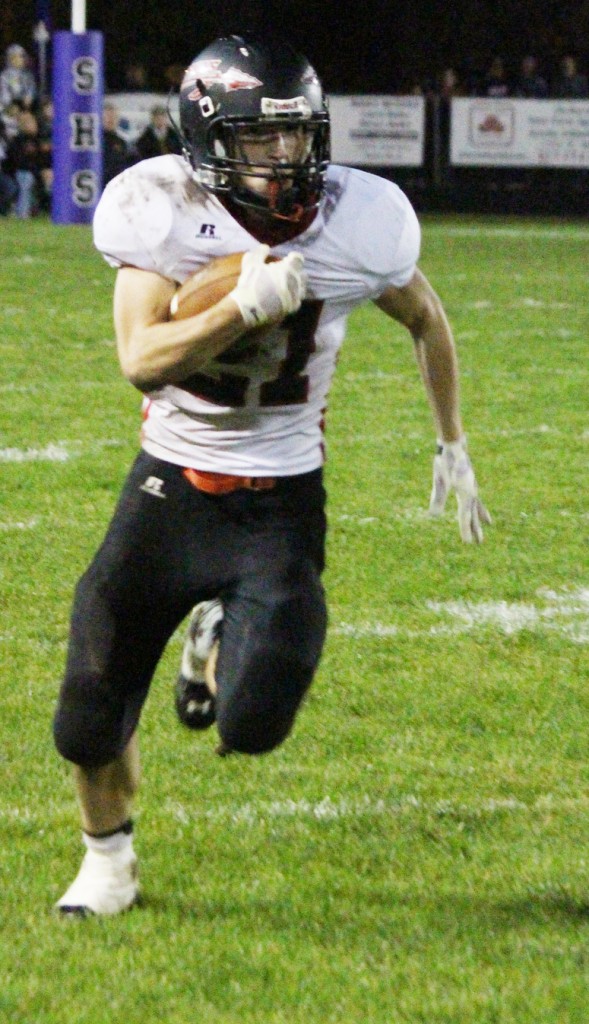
230, 244, 306, 329
428, 436, 491, 543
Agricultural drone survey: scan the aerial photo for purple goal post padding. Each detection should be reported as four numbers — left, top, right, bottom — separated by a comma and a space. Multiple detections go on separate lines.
52, 31, 104, 224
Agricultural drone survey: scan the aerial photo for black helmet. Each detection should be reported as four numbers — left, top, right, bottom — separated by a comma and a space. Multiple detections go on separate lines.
179, 35, 330, 220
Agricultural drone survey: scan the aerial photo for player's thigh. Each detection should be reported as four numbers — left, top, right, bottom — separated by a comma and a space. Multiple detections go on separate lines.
54, 454, 202, 766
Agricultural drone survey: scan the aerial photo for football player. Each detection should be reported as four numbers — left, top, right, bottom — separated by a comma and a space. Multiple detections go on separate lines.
53, 34, 490, 915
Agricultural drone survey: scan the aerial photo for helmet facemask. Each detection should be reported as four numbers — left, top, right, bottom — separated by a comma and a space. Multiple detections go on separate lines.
189, 113, 330, 221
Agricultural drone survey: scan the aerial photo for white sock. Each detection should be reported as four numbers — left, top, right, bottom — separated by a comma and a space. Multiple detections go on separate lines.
83, 827, 133, 856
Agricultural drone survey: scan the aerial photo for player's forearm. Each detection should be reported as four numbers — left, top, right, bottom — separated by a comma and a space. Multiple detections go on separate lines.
413, 311, 463, 443
118, 295, 247, 392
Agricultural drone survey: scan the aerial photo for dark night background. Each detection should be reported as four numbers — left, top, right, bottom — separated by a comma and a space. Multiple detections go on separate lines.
2, 1, 589, 95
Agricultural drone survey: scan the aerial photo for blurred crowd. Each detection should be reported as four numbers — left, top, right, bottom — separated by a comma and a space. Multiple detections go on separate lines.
1, 42, 588, 219
0, 44, 183, 219
101, 101, 182, 188
0, 44, 52, 217
420, 53, 589, 101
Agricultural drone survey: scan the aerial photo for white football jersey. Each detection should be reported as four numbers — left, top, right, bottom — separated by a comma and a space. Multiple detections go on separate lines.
93, 155, 420, 475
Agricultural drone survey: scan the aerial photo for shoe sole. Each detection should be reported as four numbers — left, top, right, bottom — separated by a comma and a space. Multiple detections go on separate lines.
56, 891, 140, 917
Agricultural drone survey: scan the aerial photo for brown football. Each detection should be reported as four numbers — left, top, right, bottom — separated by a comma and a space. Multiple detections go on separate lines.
169, 251, 278, 320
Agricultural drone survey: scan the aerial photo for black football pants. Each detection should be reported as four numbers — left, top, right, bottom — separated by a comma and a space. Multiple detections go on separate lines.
53, 451, 328, 767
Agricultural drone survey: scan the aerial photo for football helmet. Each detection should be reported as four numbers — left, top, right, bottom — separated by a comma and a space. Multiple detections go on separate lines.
179, 35, 330, 220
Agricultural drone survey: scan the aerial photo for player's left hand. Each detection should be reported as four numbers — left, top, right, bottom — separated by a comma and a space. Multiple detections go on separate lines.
428, 436, 491, 543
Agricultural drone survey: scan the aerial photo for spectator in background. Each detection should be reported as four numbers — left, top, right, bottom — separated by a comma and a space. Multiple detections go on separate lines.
102, 102, 135, 187
434, 67, 465, 195
1, 100, 20, 141
480, 56, 510, 98
163, 63, 185, 94
134, 104, 182, 161
37, 96, 53, 211
0, 44, 37, 112
437, 67, 464, 100
5, 109, 49, 217
513, 55, 549, 98
122, 62, 150, 92
0, 114, 17, 215
38, 96, 53, 139
552, 55, 589, 98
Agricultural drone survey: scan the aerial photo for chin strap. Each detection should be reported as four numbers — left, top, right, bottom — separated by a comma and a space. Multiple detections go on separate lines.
267, 180, 305, 222
231, 181, 306, 223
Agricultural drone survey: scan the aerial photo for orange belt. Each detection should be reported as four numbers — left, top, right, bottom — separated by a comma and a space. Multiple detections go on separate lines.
183, 467, 277, 495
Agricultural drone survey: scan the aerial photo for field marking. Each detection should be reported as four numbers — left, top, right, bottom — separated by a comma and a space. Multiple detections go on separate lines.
336, 506, 589, 528
165, 791, 589, 828
0, 442, 72, 462
337, 509, 431, 526
0, 438, 129, 462
4, 791, 589, 831
341, 370, 407, 383
468, 298, 573, 312
334, 586, 589, 644
429, 225, 589, 241
0, 517, 40, 531
4, 588, 587, 650
333, 424, 587, 442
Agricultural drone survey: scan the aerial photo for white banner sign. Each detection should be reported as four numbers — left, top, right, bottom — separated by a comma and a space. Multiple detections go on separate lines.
451, 98, 589, 167
329, 95, 425, 166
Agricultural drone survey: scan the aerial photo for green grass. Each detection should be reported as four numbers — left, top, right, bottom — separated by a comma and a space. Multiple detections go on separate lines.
1, 214, 588, 1023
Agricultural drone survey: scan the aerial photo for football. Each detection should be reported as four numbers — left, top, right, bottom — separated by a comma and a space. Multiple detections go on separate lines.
169, 251, 278, 320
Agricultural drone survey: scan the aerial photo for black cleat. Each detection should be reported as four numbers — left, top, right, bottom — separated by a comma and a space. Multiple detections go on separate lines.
175, 600, 223, 730
175, 676, 217, 729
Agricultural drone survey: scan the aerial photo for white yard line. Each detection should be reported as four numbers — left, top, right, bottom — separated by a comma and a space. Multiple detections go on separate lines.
0, 517, 40, 531
0, 442, 72, 462
0, 438, 128, 462
4, 791, 589, 829
429, 225, 589, 241
333, 587, 589, 644
337, 509, 431, 525
335, 504, 588, 528
332, 423, 587, 441
165, 791, 589, 827
6, 587, 587, 648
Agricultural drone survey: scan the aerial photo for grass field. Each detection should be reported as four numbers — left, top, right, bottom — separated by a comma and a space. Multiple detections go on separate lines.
1, 213, 588, 1023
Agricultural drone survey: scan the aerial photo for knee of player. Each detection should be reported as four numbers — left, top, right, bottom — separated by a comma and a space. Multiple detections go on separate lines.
217, 710, 293, 755
53, 675, 125, 769
216, 655, 316, 755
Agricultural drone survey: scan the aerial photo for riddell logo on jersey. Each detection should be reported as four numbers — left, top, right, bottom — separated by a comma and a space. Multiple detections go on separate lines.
140, 476, 166, 498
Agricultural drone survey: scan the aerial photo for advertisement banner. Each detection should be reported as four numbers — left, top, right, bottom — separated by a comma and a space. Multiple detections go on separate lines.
329, 95, 425, 166
451, 98, 589, 167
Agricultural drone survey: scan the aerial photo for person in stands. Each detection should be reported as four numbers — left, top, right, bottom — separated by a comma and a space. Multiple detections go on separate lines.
134, 104, 182, 160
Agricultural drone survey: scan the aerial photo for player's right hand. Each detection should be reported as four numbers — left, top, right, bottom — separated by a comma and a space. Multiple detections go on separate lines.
230, 244, 306, 329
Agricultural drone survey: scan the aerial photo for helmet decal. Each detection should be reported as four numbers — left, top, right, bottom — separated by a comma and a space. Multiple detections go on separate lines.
186, 60, 263, 100
261, 97, 313, 116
